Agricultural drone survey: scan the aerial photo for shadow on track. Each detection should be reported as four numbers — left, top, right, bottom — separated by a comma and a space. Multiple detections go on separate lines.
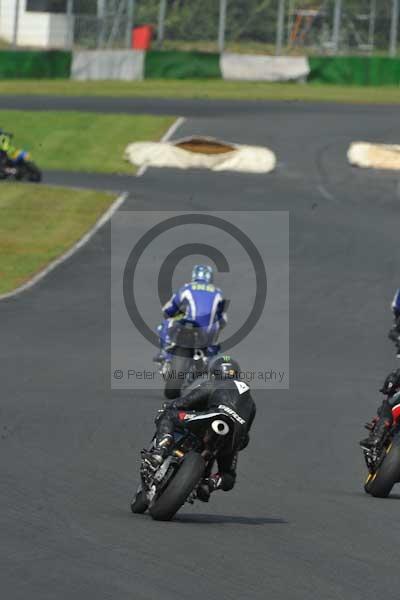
174, 513, 287, 525
381, 493, 400, 501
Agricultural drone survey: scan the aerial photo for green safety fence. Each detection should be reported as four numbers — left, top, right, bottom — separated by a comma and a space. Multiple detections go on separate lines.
2, 49, 400, 85
0, 50, 72, 79
144, 50, 221, 79
309, 56, 400, 86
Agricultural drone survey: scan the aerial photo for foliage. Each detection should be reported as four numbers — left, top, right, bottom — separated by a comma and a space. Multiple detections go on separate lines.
134, 0, 394, 50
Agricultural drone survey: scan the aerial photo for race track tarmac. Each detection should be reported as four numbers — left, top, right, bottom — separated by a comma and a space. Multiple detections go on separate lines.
1, 99, 400, 600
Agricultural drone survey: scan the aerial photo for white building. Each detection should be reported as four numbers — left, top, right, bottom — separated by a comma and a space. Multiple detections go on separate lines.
0, 0, 70, 48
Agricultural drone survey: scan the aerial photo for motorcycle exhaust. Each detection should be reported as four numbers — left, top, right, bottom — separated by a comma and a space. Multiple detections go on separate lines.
211, 419, 230, 436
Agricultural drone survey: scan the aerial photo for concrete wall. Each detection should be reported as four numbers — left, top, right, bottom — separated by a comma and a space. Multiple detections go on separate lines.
71, 50, 145, 81
0, 0, 68, 48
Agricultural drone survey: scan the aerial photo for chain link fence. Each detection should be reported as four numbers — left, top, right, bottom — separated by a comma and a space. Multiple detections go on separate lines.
279, 1, 394, 55
73, 1, 134, 49
7, 0, 400, 56
72, 0, 399, 55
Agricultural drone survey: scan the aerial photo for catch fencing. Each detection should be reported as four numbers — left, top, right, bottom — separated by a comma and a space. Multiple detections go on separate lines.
73, 1, 400, 57
5, 1, 400, 56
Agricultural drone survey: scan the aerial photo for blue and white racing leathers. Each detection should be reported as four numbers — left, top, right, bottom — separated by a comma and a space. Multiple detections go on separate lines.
158, 281, 227, 356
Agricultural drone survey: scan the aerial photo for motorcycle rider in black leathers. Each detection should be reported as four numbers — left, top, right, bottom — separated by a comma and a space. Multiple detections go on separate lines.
145, 355, 256, 502
360, 369, 400, 449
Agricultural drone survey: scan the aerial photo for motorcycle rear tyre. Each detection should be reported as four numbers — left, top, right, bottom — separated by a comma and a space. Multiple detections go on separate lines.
150, 451, 205, 521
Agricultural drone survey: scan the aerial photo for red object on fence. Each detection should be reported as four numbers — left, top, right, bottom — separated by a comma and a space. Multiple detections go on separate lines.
132, 25, 153, 50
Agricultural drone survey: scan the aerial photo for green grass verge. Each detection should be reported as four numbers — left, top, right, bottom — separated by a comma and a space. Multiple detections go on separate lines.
0, 183, 116, 295
0, 79, 399, 104
0, 110, 174, 174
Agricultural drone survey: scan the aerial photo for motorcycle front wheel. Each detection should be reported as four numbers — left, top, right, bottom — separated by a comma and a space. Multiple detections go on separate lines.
17, 161, 42, 182
130, 487, 149, 514
26, 161, 42, 182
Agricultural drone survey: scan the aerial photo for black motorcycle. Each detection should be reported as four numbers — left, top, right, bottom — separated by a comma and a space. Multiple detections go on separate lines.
0, 149, 42, 182
160, 322, 217, 400
363, 418, 400, 498
131, 405, 244, 521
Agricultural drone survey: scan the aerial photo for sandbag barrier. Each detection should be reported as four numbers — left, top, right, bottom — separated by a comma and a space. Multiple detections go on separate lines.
348, 142, 400, 170
124, 136, 277, 174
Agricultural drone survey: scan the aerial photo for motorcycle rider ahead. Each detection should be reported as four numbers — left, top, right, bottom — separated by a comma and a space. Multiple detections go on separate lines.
145, 355, 256, 502
154, 264, 227, 363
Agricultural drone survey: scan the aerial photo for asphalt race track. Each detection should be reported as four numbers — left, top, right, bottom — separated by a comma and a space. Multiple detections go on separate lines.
2, 98, 400, 600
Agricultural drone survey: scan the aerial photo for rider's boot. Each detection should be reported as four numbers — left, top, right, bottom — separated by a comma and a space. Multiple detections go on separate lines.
197, 474, 223, 502
196, 482, 211, 502
360, 417, 391, 450
153, 350, 167, 364
144, 434, 173, 470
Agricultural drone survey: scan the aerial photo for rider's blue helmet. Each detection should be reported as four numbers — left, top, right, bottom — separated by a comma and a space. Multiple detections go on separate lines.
392, 289, 400, 315
192, 264, 213, 284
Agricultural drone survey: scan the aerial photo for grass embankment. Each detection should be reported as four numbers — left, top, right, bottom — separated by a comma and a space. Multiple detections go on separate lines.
0, 79, 399, 104
0, 110, 175, 174
0, 183, 117, 295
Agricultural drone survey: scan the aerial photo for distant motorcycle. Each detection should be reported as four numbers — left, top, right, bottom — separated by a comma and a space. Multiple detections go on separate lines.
159, 321, 218, 400
131, 405, 245, 521
363, 407, 400, 498
0, 149, 42, 182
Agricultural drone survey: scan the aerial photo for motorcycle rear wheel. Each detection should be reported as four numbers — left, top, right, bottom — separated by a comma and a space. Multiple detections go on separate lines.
150, 451, 205, 521
365, 436, 400, 498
